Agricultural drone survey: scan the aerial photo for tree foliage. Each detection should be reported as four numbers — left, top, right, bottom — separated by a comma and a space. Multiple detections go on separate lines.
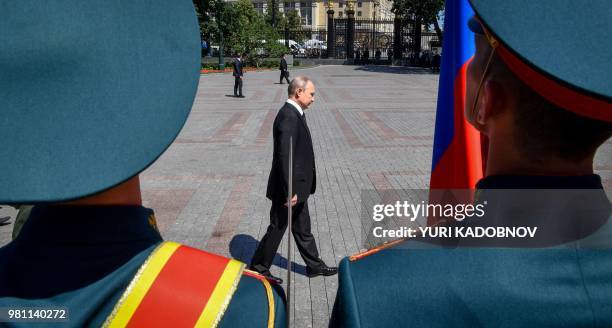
392, 0, 443, 25
198, 0, 289, 61
264, 1, 303, 31
392, 0, 444, 42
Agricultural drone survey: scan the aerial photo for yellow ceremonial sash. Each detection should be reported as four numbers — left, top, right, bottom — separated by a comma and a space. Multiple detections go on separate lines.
104, 242, 244, 328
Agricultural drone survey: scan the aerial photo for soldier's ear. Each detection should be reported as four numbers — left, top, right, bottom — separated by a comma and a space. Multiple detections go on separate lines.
478, 80, 505, 125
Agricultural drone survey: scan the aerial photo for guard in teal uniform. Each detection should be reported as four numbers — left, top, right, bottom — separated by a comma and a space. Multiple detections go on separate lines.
331, 1, 612, 327
0, 1, 285, 327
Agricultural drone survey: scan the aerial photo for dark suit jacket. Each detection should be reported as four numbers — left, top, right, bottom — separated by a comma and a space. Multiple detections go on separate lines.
266, 102, 316, 203
232, 58, 243, 77
279, 58, 288, 72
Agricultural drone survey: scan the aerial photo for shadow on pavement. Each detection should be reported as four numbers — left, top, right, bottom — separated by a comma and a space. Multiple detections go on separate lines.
229, 234, 308, 276
353, 65, 438, 75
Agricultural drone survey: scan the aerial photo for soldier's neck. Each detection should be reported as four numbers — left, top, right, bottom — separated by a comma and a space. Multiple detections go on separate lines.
485, 135, 594, 177
62, 176, 143, 206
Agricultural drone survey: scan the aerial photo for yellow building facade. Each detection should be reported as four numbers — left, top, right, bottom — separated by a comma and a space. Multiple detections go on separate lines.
250, 0, 394, 29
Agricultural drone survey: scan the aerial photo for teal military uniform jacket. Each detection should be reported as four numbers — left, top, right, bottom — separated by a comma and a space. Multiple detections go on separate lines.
0, 206, 286, 327
331, 175, 612, 327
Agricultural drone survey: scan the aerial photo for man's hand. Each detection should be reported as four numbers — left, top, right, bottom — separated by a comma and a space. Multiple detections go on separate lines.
284, 194, 297, 207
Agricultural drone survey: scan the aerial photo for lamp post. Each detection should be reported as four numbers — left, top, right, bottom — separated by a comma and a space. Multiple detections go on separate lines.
326, 1, 335, 58
217, 0, 225, 70
272, 0, 277, 27
284, 4, 289, 49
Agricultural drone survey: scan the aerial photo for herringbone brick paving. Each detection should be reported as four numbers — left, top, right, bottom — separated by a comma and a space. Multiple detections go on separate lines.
1, 65, 610, 327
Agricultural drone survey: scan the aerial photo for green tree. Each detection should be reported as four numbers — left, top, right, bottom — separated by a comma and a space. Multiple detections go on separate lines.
392, 0, 444, 54
280, 9, 302, 30
193, 0, 213, 56
264, 2, 303, 31
201, 0, 287, 64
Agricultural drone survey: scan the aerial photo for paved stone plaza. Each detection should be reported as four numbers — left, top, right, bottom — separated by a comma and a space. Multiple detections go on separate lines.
1, 65, 610, 327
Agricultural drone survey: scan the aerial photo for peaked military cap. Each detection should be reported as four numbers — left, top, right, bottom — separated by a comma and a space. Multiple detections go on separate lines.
469, 0, 612, 122
0, 1, 200, 203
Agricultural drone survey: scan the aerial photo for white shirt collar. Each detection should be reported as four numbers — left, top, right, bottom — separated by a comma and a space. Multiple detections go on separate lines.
286, 99, 304, 116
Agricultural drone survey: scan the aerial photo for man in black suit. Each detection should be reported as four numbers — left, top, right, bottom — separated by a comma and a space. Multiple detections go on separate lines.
279, 53, 290, 84
232, 53, 244, 97
250, 76, 337, 283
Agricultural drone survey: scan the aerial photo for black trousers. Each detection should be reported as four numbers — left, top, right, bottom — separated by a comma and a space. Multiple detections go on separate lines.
251, 201, 323, 272
280, 71, 290, 84
234, 76, 243, 96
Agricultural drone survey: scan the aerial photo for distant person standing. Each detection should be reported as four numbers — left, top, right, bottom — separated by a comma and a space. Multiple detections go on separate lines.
233, 53, 244, 97
279, 53, 290, 84
201, 39, 208, 57
432, 51, 441, 73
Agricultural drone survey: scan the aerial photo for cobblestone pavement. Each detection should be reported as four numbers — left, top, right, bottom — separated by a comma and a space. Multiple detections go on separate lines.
1, 65, 610, 327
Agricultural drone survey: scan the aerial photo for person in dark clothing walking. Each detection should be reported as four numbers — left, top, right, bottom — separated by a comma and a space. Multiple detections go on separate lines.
279, 53, 290, 84
250, 76, 338, 284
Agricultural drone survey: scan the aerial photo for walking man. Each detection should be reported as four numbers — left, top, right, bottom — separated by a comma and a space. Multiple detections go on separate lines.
331, 2, 612, 326
279, 53, 290, 84
233, 53, 244, 97
250, 76, 337, 283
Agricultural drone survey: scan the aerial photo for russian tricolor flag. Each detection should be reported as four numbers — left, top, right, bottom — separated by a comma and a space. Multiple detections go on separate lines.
430, 0, 485, 190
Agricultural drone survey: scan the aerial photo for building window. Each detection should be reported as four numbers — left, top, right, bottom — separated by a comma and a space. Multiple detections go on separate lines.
357, 11, 362, 16
339, 2, 343, 7
338, 11, 343, 17
299, 1, 312, 25
357, 2, 362, 7
254, 2, 264, 14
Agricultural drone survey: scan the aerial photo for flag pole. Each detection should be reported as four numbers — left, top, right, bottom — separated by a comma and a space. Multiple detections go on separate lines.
286, 136, 293, 327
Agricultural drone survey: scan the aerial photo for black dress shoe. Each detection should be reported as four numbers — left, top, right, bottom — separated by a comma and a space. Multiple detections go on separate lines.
238, 95, 245, 98
249, 267, 283, 284
262, 271, 283, 284
306, 265, 338, 277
